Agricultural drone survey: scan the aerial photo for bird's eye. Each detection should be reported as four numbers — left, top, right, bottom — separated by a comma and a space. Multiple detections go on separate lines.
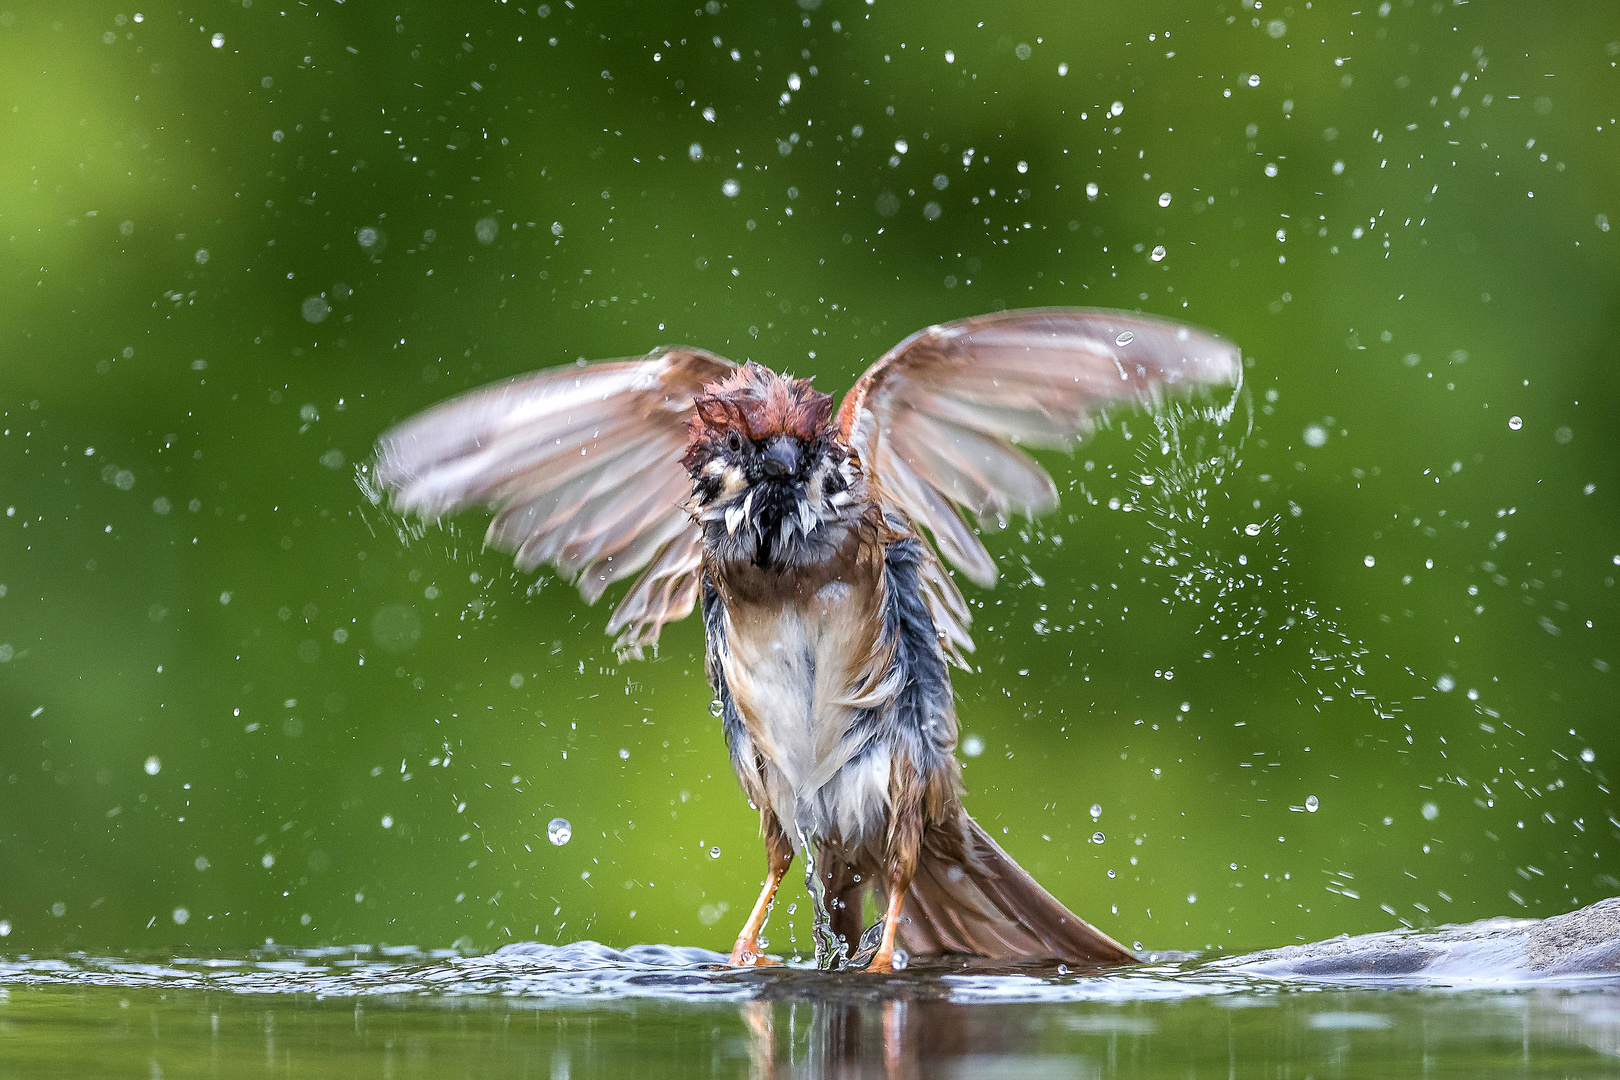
726, 432, 741, 452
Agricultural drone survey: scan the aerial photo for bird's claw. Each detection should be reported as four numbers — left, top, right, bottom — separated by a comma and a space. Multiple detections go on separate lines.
728, 942, 781, 967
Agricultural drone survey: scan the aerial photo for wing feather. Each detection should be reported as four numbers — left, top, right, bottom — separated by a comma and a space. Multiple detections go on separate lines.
372, 345, 733, 657
839, 307, 1241, 650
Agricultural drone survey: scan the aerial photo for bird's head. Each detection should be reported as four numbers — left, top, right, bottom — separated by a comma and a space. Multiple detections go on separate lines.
682, 362, 863, 570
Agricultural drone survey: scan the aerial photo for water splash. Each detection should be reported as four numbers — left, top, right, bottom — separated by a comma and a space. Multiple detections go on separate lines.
5, 899, 1618, 1001
1129, 388, 1405, 724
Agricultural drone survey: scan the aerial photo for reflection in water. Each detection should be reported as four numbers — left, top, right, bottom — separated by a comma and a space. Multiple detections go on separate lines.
741, 993, 1035, 1080
4, 922, 1620, 1077
732, 952, 1150, 1078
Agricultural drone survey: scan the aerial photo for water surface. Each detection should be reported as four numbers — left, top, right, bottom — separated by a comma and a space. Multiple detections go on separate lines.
6, 942, 1620, 1077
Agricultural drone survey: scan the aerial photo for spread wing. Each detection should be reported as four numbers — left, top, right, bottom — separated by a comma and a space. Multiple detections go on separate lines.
837, 307, 1241, 658
371, 346, 735, 658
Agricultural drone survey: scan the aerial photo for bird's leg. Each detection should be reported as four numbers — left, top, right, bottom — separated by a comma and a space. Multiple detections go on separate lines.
868, 764, 925, 974
729, 811, 793, 966
866, 873, 913, 974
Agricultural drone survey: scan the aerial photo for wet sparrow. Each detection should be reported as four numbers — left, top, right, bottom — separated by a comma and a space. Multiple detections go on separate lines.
372, 308, 1240, 972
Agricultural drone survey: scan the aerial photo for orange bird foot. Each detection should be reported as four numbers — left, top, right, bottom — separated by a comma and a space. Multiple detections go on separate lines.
728, 942, 781, 967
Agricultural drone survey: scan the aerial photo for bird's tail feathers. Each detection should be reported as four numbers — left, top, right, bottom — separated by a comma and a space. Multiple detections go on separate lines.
895, 811, 1137, 966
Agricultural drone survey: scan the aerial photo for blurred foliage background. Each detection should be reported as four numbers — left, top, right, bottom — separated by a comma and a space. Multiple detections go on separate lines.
0, 0, 1617, 957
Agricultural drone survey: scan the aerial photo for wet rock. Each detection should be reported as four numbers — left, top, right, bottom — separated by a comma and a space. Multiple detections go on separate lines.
1221, 897, 1620, 983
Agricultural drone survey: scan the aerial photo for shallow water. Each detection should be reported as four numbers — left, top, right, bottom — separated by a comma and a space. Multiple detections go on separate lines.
6, 941, 1620, 1078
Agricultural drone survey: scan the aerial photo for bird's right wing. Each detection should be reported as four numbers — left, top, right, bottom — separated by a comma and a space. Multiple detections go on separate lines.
371, 346, 735, 658
838, 308, 1241, 658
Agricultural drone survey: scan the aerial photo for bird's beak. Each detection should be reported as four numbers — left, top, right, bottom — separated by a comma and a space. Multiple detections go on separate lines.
760, 436, 800, 479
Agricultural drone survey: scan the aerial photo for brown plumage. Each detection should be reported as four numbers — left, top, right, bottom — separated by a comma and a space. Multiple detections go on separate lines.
372, 307, 1241, 971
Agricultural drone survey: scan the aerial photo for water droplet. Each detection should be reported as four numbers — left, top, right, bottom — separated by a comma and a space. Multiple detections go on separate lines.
1017, 160, 1029, 174
172, 907, 191, 925
1364, 555, 1376, 568
380, 815, 394, 829
1115, 330, 1135, 347
1150, 245, 1166, 261
1158, 192, 1172, 207
618, 748, 629, 760
1303, 424, 1328, 447
721, 179, 740, 197
1091, 831, 1106, 844
0, 921, 10, 937
194, 248, 210, 265
1247, 73, 1261, 87
688, 142, 703, 161
962, 734, 984, 757
301, 296, 330, 323
1581, 748, 1596, 763
261, 853, 275, 868
357, 226, 379, 249
509, 673, 525, 689
1436, 674, 1455, 692
1109, 101, 1124, 117
1086, 182, 1099, 200
894, 138, 908, 154
211, 32, 224, 48
890, 948, 910, 971
547, 818, 572, 846
144, 756, 161, 776
1187, 893, 1198, 904
1014, 42, 1032, 60
1089, 804, 1102, 820
1305, 795, 1319, 812
709, 845, 722, 859
1508, 416, 1523, 431
1245, 523, 1263, 536
709, 698, 725, 717
475, 216, 499, 245
1421, 802, 1440, 821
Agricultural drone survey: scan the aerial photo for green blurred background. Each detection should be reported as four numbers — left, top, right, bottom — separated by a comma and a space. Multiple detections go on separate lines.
0, 0, 1616, 958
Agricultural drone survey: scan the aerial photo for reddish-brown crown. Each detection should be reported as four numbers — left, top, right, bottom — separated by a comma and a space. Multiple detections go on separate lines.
687, 362, 834, 444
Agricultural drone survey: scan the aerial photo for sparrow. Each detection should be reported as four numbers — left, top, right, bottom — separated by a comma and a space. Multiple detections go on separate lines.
371, 307, 1240, 973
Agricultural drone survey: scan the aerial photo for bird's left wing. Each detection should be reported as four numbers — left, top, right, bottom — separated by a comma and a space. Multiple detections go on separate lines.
371, 346, 735, 658
837, 308, 1241, 659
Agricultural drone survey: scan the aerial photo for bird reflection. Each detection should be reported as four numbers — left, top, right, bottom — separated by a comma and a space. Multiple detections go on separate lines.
737, 959, 1070, 1079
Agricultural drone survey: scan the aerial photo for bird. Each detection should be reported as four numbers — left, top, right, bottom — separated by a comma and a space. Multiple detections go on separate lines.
370, 307, 1241, 973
